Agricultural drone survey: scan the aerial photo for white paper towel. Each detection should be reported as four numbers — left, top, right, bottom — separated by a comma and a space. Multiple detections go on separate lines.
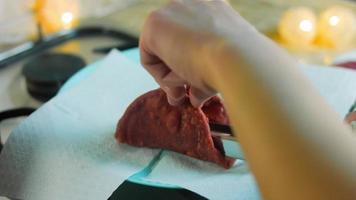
0, 51, 161, 200
144, 151, 261, 200
302, 64, 356, 117
0, 50, 356, 200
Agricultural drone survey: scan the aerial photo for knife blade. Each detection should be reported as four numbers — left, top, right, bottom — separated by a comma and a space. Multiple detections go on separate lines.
209, 123, 245, 160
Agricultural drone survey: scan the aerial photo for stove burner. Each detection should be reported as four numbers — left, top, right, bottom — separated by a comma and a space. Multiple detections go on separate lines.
22, 53, 86, 101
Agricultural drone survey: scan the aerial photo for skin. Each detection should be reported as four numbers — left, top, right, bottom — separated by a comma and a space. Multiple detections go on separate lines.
140, 0, 356, 199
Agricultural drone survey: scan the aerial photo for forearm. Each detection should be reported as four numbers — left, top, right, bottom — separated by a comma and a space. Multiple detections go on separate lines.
208, 30, 356, 199
140, 0, 356, 198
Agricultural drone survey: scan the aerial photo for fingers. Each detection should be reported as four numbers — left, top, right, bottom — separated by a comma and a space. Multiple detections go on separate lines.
140, 41, 186, 86
163, 86, 187, 106
140, 42, 169, 79
140, 41, 187, 106
161, 72, 187, 87
141, 41, 216, 108
139, 2, 219, 108
189, 86, 216, 108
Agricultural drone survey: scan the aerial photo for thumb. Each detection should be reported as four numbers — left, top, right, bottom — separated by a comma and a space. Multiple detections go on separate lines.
162, 86, 187, 106
189, 86, 216, 108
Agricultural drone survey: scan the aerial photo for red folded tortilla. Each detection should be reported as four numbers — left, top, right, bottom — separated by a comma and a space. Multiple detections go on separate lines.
115, 88, 235, 168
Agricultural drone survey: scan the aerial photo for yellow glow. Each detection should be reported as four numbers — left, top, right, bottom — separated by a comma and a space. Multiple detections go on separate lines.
278, 7, 317, 46
299, 20, 313, 32
34, 1, 79, 33
328, 16, 340, 26
61, 12, 73, 25
317, 6, 355, 48
323, 55, 333, 65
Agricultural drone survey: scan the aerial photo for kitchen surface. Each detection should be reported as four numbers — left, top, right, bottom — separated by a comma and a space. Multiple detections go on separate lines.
0, 0, 356, 199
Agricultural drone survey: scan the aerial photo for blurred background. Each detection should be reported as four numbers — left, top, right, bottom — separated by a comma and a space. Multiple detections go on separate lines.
0, 0, 356, 61
0, 0, 355, 62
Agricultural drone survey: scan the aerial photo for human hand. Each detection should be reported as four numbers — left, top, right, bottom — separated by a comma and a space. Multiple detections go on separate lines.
140, 0, 248, 107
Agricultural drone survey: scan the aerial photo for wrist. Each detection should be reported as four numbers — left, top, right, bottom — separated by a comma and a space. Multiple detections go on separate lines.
202, 22, 260, 93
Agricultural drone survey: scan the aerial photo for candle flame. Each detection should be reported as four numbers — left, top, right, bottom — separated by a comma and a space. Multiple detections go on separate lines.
299, 19, 313, 32
61, 12, 73, 26
329, 15, 340, 26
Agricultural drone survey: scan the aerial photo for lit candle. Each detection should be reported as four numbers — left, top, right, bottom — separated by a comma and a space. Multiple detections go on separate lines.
278, 7, 317, 46
35, 0, 79, 33
317, 6, 355, 48
61, 11, 74, 29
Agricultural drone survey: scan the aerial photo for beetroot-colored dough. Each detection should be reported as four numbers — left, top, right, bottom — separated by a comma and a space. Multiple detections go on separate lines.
115, 88, 235, 168
335, 61, 356, 70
